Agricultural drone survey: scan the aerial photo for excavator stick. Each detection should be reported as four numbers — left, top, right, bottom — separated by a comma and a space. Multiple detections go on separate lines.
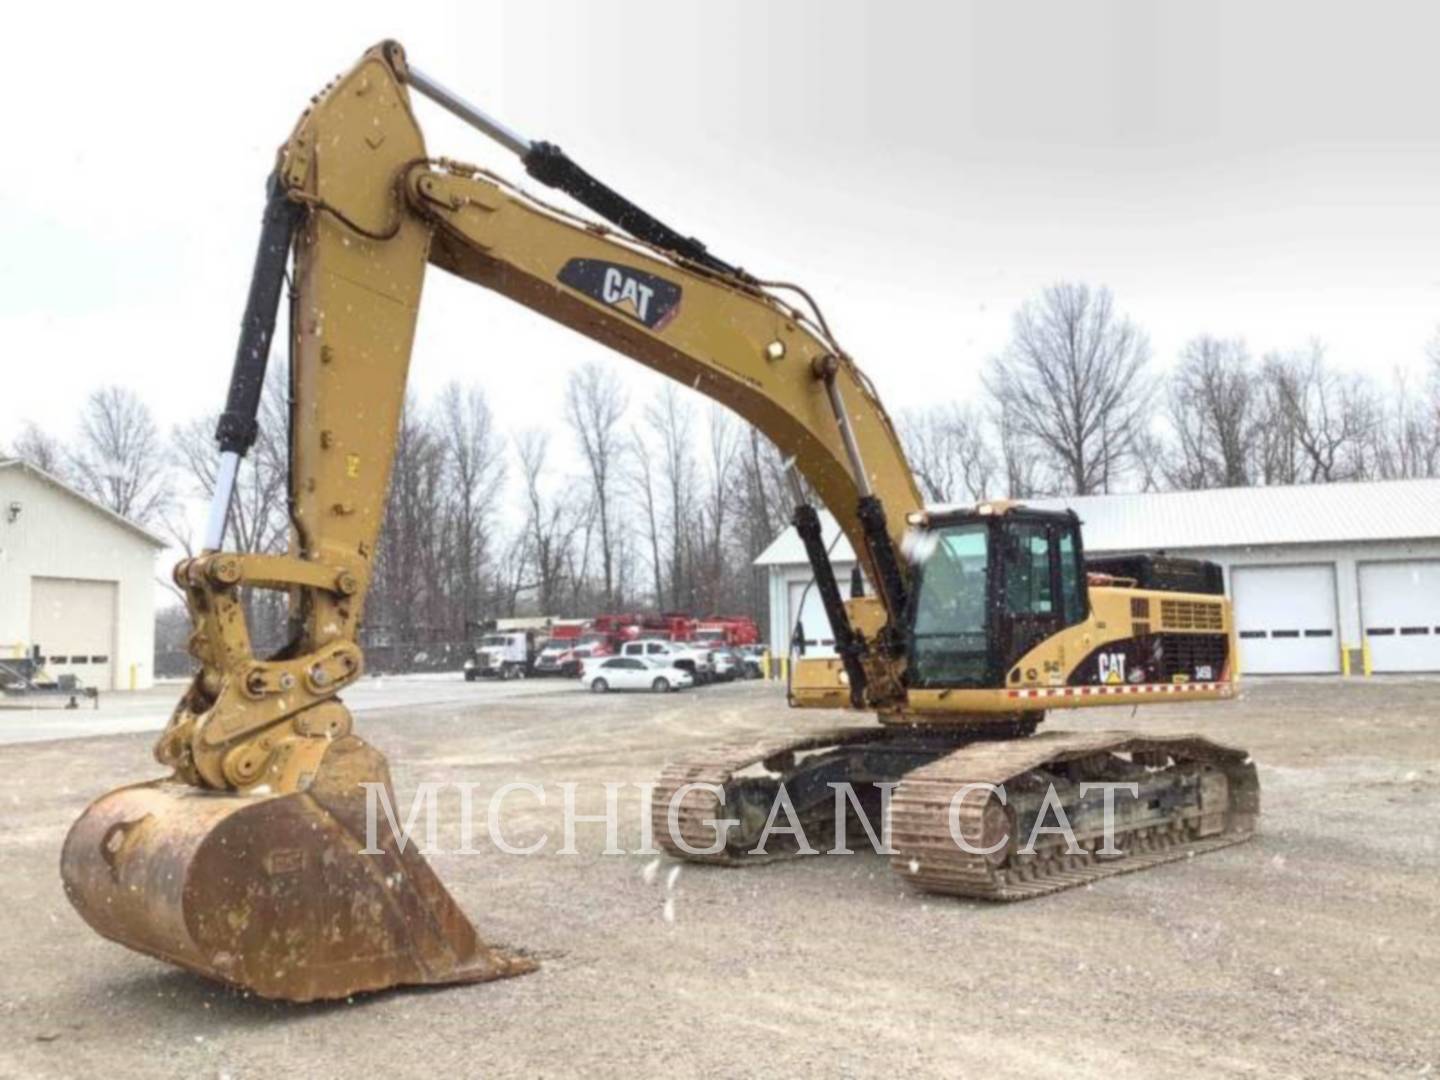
61, 735, 534, 1002
58, 43, 543, 1000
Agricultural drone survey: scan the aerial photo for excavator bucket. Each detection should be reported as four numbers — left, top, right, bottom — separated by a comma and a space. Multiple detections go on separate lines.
60, 735, 534, 1002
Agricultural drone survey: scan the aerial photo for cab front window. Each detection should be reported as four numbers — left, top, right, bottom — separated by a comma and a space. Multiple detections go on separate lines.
908, 524, 990, 687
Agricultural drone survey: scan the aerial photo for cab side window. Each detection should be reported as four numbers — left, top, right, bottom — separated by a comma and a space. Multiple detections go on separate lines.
1005, 524, 1054, 615
1058, 527, 1087, 623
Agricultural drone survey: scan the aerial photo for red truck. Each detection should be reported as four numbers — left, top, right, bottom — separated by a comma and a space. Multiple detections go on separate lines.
693, 616, 761, 648
533, 620, 612, 677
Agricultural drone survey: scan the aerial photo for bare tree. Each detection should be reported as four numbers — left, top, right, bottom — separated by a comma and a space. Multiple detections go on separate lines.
515, 429, 572, 615
900, 404, 995, 504
370, 397, 448, 642
1254, 360, 1303, 486
563, 494, 600, 613
1372, 368, 1440, 480
985, 283, 1154, 494
644, 385, 696, 610
734, 425, 801, 543
730, 425, 801, 623
691, 407, 739, 613
489, 531, 532, 617
993, 398, 1041, 499
1259, 344, 1378, 483
437, 382, 505, 626
1429, 327, 1440, 426
1131, 427, 1169, 492
69, 386, 171, 526
10, 422, 69, 478
1165, 336, 1257, 489
565, 362, 628, 606
628, 426, 666, 607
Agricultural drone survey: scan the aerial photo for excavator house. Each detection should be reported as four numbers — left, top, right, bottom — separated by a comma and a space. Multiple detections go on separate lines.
60, 42, 1259, 1003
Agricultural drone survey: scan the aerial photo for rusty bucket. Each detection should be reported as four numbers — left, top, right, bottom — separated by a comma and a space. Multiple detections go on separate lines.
60, 735, 534, 1002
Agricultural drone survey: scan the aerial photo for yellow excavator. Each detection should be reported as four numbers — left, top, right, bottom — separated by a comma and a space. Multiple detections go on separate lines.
61, 42, 1258, 1003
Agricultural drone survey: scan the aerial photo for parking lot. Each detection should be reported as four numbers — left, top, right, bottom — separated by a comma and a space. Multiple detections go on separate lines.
1, 675, 1437, 1078
0, 672, 581, 746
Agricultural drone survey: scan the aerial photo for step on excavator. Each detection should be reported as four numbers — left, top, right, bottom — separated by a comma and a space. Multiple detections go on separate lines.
61, 42, 1259, 1002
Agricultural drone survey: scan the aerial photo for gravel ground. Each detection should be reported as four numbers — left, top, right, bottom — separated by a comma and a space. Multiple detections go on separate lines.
1, 677, 1437, 1078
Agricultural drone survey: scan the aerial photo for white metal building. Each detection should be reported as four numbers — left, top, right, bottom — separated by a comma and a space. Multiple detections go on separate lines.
755, 478, 1440, 676
0, 459, 165, 690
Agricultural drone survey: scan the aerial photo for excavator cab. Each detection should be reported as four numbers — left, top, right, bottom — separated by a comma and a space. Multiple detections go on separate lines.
906, 505, 1088, 690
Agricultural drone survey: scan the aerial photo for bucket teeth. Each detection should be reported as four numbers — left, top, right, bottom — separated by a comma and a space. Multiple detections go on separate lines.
61, 735, 535, 1002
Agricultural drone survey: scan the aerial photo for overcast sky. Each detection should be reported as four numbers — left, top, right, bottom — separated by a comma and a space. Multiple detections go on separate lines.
5, 0, 1439, 454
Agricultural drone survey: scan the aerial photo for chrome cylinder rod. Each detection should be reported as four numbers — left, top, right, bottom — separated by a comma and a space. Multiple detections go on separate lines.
407, 65, 533, 158
822, 373, 875, 499
202, 450, 241, 551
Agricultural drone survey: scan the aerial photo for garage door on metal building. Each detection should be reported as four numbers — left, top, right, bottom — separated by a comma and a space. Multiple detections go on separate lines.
29, 577, 117, 690
787, 579, 838, 658
1230, 564, 1339, 674
1359, 561, 1440, 672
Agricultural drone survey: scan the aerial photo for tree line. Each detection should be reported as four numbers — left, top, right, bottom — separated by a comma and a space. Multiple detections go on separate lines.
7, 280, 1438, 653
905, 282, 1439, 503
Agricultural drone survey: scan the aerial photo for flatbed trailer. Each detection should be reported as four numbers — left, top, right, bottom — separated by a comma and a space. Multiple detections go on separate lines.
0, 657, 99, 709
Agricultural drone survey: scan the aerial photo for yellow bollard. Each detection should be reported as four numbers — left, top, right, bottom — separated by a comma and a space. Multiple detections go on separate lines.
760, 651, 770, 679
129, 664, 138, 691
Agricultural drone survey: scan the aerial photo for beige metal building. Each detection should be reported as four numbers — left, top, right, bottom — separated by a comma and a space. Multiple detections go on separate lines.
0, 459, 165, 690
757, 478, 1440, 677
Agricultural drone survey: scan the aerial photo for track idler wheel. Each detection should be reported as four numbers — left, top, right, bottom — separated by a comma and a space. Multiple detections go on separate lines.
60, 735, 534, 1002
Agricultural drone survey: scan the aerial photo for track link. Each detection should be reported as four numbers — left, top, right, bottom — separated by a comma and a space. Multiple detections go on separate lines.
653, 726, 1259, 902
652, 726, 891, 864
887, 730, 1260, 901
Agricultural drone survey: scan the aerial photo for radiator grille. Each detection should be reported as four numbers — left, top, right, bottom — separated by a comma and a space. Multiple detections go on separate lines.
1160, 599, 1224, 631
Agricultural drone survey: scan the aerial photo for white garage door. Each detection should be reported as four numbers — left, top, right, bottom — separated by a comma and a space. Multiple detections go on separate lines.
787, 579, 838, 658
30, 577, 117, 691
1360, 561, 1440, 672
1231, 564, 1339, 674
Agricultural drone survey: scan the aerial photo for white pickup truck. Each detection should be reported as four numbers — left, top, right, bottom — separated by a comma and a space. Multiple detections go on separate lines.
616, 639, 715, 684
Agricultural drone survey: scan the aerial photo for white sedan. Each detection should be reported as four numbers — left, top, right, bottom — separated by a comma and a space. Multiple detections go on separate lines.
585, 657, 694, 693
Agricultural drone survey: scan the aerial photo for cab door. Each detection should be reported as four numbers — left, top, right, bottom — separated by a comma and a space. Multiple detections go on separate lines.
998, 520, 1064, 671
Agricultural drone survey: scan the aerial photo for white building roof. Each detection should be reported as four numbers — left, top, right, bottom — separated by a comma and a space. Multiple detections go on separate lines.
754, 477, 1440, 566
0, 458, 168, 548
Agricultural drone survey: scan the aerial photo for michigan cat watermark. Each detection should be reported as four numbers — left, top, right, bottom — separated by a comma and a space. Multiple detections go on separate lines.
360, 780, 1143, 857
